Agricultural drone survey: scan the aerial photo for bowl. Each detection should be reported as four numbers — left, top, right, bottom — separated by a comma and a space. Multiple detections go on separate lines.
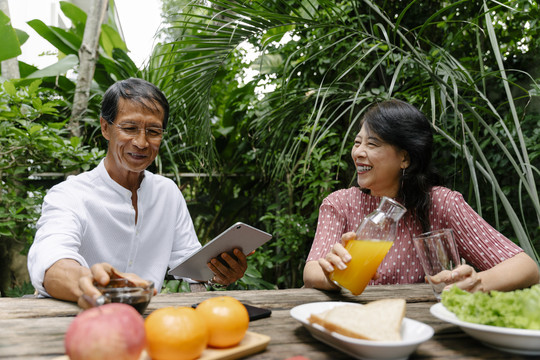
290, 301, 434, 360
96, 278, 154, 314
431, 303, 540, 355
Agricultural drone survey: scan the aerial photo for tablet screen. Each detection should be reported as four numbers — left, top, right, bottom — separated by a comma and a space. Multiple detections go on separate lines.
168, 222, 272, 281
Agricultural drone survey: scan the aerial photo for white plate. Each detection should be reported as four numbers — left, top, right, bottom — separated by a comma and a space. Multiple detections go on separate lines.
430, 303, 540, 355
290, 301, 434, 360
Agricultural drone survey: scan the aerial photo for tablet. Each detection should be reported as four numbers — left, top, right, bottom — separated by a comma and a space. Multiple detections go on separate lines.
168, 222, 273, 281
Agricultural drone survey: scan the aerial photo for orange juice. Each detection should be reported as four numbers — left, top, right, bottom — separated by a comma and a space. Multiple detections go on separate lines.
331, 239, 393, 295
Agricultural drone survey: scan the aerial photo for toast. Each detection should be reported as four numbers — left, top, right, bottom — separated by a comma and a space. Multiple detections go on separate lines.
307, 298, 406, 341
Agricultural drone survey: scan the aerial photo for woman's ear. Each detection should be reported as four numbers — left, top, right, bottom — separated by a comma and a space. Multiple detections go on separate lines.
401, 150, 411, 169
100, 117, 110, 141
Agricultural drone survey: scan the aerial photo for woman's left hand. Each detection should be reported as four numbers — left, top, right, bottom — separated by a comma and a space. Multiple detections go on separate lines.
430, 264, 485, 293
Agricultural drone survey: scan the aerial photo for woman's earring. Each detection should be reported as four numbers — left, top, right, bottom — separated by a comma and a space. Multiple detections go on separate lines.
401, 168, 406, 189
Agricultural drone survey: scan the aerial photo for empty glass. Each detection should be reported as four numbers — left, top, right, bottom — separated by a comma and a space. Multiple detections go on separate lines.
413, 229, 460, 300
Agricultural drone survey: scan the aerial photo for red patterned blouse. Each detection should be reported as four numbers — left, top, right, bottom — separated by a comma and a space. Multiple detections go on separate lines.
306, 186, 522, 285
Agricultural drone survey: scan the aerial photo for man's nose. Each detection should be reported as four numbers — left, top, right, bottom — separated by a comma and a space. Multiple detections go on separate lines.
132, 129, 149, 147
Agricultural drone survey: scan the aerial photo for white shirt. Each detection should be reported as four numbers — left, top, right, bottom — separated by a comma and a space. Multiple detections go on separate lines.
27, 160, 201, 296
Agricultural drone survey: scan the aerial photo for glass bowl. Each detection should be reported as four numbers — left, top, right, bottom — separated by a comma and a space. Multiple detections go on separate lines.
96, 278, 154, 314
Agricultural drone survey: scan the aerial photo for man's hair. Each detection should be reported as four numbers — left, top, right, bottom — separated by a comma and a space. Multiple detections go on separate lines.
100, 78, 170, 128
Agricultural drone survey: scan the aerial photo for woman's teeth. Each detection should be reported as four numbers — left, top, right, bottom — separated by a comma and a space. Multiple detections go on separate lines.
357, 165, 372, 172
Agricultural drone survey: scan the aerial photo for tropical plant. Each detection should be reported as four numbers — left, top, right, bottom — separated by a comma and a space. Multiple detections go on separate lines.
0, 0, 133, 294
0, 79, 104, 295
2, 0, 539, 294
153, 0, 540, 278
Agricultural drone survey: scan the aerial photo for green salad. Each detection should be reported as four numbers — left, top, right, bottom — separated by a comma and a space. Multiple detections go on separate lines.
441, 284, 540, 330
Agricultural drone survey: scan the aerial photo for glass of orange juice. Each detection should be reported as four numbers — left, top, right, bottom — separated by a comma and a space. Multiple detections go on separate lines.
330, 197, 406, 295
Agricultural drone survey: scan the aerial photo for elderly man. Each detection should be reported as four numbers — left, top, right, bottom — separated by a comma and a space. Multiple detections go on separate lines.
28, 78, 247, 308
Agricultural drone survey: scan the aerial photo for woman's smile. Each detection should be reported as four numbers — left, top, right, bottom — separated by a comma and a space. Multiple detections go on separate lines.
356, 163, 373, 174
351, 125, 409, 198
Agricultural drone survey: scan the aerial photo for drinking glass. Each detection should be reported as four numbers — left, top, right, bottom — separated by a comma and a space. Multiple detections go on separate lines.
413, 229, 460, 300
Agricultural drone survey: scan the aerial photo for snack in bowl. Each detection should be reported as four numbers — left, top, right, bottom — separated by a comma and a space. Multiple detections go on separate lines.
307, 298, 406, 341
96, 278, 154, 315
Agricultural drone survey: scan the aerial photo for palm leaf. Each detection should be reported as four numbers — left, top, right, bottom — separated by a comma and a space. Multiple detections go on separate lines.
152, 0, 539, 262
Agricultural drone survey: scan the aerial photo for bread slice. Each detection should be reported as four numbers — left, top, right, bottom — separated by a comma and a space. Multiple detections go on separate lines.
307, 299, 406, 341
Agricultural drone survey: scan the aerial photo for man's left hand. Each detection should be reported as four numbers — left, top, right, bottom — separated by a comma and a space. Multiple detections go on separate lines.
207, 248, 248, 286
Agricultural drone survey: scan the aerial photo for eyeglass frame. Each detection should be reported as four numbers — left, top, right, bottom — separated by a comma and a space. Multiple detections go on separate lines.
113, 123, 166, 139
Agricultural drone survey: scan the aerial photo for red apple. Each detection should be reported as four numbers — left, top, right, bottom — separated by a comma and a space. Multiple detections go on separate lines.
65, 303, 146, 360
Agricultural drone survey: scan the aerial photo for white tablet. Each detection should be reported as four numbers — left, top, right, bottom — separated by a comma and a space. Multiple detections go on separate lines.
168, 222, 273, 281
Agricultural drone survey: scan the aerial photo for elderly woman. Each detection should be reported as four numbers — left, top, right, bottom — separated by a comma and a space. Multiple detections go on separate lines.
303, 99, 539, 293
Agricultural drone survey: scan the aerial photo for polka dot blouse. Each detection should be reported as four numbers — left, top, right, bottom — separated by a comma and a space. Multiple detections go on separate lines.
306, 186, 522, 285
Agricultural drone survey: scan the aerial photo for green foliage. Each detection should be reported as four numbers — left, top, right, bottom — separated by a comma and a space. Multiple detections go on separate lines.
4, 281, 35, 297
257, 131, 348, 288
161, 279, 184, 293
0, 9, 22, 61
0, 79, 103, 294
0, 79, 103, 244
2, 0, 539, 295
155, 0, 540, 285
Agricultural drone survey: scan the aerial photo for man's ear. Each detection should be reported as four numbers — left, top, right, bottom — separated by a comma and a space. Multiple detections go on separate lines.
100, 117, 110, 141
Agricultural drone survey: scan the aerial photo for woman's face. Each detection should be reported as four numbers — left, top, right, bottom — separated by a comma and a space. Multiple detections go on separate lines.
351, 124, 410, 198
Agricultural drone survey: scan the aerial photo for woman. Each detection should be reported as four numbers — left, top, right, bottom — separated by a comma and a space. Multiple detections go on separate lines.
303, 99, 539, 293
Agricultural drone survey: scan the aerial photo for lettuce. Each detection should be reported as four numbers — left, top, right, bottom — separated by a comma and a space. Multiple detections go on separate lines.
441, 284, 540, 330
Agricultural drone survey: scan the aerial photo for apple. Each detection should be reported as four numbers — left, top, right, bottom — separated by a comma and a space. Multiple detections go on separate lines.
65, 303, 146, 360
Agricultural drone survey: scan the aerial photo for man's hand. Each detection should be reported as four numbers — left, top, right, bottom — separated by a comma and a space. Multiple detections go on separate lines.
43, 259, 91, 303
78, 263, 156, 309
206, 248, 248, 286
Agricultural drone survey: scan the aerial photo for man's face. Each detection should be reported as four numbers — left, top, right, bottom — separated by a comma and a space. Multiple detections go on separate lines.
101, 98, 164, 181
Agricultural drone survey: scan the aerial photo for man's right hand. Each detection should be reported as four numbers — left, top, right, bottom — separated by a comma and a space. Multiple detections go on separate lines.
43, 259, 92, 303
78, 263, 156, 309
44, 260, 154, 309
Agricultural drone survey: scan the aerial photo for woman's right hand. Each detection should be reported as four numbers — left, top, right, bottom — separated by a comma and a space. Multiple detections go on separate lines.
317, 232, 356, 281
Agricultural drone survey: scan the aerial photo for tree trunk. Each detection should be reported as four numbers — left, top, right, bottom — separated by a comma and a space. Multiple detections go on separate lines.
0, 0, 20, 79
68, 0, 108, 137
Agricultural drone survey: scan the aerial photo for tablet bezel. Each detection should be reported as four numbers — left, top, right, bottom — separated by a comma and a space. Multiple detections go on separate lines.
168, 222, 272, 281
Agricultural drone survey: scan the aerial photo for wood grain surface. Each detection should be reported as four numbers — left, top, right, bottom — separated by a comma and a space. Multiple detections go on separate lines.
51, 331, 270, 360
0, 285, 532, 359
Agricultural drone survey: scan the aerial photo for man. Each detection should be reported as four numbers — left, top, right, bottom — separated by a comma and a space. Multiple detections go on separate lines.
28, 78, 247, 308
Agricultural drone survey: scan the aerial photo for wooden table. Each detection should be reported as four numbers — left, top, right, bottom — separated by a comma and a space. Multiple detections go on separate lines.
0, 284, 532, 359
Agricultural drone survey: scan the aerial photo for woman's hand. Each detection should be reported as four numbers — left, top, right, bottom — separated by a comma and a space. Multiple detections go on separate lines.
429, 264, 484, 293
315, 232, 380, 289
77, 263, 155, 309
317, 232, 356, 278
305, 232, 384, 291
206, 248, 248, 286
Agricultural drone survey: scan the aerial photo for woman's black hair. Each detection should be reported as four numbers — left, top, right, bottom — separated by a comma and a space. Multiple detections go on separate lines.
100, 78, 170, 128
361, 99, 442, 232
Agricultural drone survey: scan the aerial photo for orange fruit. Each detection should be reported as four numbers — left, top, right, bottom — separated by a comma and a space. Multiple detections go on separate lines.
195, 296, 249, 348
144, 307, 208, 360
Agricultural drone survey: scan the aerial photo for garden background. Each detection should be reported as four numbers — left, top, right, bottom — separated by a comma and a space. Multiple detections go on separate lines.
1, 0, 539, 297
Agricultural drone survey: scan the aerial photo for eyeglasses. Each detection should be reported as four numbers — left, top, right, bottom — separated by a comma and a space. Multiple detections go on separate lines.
114, 123, 166, 139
